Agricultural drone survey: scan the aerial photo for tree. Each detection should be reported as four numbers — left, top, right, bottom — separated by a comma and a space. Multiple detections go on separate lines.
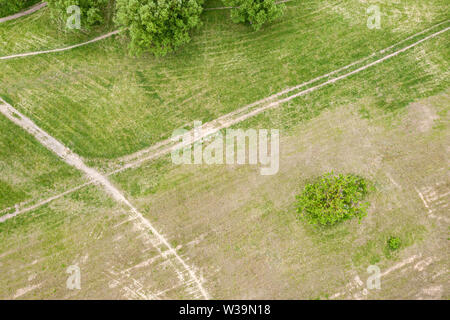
224, 0, 285, 31
114, 0, 204, 56
296, 173, 370, 226
47, 0, 111, 28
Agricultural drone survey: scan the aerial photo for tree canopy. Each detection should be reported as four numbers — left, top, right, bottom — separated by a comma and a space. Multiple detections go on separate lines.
224, 0, 285, 31
115, 0, 204, 56
44, 0, 285, 55
296, 173, 370, 226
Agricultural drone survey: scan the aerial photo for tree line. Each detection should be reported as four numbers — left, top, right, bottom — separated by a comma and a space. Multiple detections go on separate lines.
45, 0, 286, 56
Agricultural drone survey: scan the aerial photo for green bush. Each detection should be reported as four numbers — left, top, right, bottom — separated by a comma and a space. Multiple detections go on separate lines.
296, 172, 370, 226
47, 0, 112, 28
387, 236, 401, 251
223, 0, 285, 31
115, 0, 204, 56
0, 0, 41, 17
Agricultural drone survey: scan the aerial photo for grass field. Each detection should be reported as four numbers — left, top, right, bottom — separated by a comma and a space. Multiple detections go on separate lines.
0, 115, 84, 213
108, 91, 449, 299
1, 0, 448, 159
0, 0, 448, 299
0, 185, 206, 299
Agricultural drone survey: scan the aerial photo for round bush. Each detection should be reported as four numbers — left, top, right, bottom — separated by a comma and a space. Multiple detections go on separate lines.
224, 0, 285, 31
296, 172, 370, 226
387, 236, 401, 250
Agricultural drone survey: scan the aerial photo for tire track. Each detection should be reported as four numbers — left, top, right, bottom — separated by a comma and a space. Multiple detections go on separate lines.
0, 30, 122, 60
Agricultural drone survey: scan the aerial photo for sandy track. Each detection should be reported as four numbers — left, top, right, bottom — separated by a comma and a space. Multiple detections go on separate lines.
0, 182, 93, 223
0, 98, 209, 299
0, 30, 122, 60
1, 22, 448, 224
0, 2, 47, 24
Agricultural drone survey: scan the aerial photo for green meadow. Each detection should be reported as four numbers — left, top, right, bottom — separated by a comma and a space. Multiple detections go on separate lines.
0, 0, 448, 159
0, 0, 448, 299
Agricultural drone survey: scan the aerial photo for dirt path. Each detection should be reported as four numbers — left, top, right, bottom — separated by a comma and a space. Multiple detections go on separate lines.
0, 97, 210, 300
1, 22, 448, 223
0, 2, 47, 24
0, 30, 121, 60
